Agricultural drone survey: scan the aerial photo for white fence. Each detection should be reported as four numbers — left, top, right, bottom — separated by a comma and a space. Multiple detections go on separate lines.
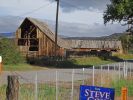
0, 61, 133, 100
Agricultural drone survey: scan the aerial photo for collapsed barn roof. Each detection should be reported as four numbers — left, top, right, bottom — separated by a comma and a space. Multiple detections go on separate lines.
26, 17, 70, 49
23, 17, 122, 50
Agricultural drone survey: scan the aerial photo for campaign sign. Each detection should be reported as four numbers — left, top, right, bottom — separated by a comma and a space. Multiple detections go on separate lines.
80, 85, 115, 100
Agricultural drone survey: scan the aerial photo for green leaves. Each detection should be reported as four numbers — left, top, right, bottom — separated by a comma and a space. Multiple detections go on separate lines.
0, 38, 25, 65
119, 34, 133, 53
104, 0, 133, 25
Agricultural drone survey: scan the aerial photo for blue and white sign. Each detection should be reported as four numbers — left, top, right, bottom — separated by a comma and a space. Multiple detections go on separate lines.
80, 85, 115, 100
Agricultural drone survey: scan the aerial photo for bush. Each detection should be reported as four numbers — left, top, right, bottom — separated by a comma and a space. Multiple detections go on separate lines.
0, 38, 25, 65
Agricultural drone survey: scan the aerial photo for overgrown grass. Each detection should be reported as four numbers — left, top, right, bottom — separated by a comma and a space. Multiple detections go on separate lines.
113, 54, 133, 60
1, 78, 133, 99
0, 84, 72, 100
72, 56, 114, 66
112, 79, 133, 96
3, 54, 133, 70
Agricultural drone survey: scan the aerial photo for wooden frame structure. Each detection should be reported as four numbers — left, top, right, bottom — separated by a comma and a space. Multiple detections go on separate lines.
16, 17, 68, 57
15, 17, 123, 58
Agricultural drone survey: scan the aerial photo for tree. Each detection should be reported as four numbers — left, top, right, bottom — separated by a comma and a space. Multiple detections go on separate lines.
0, 38, 25, 65
104, 0, 133, 32
119, 34, 132, 53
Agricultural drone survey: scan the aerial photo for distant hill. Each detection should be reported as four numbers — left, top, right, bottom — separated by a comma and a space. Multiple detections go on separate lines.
0, 32, 125, 40
63, 33, 125, 40
0, 32, 15, 38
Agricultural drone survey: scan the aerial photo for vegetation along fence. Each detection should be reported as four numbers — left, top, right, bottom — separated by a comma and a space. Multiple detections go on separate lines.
0, 61, 133, 100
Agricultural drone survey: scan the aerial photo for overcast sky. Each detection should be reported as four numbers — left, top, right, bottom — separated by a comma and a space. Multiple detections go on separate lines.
0, 0, 127, 37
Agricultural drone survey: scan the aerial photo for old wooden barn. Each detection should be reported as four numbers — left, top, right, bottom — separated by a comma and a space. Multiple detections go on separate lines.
15, 17, 69, 57
15, 17, 123, 58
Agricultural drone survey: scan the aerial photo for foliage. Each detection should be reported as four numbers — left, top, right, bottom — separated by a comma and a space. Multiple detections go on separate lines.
0, 38, 25, 65
119, 34, 133, 53
104, 0, 133, 32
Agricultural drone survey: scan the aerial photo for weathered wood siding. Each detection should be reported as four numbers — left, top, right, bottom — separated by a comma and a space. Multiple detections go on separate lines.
66, 40, 123, 52
37, 29, 56, 56
15, 17, 123, 58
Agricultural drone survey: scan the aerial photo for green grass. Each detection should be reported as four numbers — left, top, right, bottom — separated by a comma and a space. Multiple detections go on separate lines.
73, 56, 114, 66
3, 63, 47, 71
2, 54, 133, 70
1, 80, 133, 100
112, 79, 133, 96
113, 54, 133, 60
0, 84, 72, 100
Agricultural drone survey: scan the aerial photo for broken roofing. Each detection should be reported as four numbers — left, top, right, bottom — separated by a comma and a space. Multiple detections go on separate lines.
22, 17, 122, 50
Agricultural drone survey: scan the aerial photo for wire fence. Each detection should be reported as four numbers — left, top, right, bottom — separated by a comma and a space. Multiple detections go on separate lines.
0, 61, 133, 100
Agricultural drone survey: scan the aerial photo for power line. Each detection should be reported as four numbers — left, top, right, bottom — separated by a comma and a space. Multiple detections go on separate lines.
18, 2, 52, 17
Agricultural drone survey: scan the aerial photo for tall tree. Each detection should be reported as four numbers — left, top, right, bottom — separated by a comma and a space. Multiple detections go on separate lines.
104, 0, 133, 32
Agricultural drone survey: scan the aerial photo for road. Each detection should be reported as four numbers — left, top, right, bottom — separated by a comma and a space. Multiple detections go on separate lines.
0, 61, 133, 85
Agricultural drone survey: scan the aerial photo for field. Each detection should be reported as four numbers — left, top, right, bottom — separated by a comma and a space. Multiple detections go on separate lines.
1, 77, 133, 100
1, 54, 133, 99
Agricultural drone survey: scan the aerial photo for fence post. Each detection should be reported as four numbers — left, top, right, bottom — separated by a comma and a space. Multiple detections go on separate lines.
6, 75, 19, 100
130, 63, 132, 77
71, 69, 74, 100
119, 63, 121, 79
0, 56, 2, 74
124, 62, 126, 78
126, 61, 128, 78
124, 61, 128, 78
114, 64, 115, 71
121, 87, 128, 100
108, 64, 109, 81
100, 65, 103, 86
35, 72, 38, 100
56, 71, 58, 100
92, 66, 95, 86
82, 68, 85, 85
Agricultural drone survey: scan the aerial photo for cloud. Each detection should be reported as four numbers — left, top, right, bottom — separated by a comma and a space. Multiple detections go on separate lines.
0, 16, 23, 32
0, 16, 126, 37
49, 0, 110, 12
44, 19, 126, 37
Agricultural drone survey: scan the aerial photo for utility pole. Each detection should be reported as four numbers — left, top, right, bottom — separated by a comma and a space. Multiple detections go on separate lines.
55, 0, 60, 58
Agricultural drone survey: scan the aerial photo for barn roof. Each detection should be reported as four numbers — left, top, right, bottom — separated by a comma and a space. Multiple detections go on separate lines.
26, 17, 70, 49
21, 17, 122, 50
65, 39, 122, 50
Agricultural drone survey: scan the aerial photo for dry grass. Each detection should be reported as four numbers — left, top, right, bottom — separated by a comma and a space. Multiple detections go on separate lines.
3, 63, 48, 71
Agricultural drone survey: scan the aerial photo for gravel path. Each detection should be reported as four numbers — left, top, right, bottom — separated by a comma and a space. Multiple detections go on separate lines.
0, 61, 133, 85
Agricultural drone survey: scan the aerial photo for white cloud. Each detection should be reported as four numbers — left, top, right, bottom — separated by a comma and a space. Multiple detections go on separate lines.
59, 9, 103, 24
0, 0, 127, 37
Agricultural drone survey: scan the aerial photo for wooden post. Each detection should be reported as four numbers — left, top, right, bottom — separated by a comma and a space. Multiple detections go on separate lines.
54, 0, 60, 58
6, 75, 19, 100
0, 56, 2, 74
121, 87, 128, 100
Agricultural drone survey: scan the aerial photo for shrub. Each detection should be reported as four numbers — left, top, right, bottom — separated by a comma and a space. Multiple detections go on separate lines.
0, 38, 25, 65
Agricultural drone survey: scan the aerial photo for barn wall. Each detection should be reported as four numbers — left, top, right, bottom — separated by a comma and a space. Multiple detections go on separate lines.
37, 29, 63, 57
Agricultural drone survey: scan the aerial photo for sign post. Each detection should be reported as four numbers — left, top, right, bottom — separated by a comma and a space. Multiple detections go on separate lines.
0, 56, 2, 74
80, 85, 115, 100
121, 87, 128, 100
